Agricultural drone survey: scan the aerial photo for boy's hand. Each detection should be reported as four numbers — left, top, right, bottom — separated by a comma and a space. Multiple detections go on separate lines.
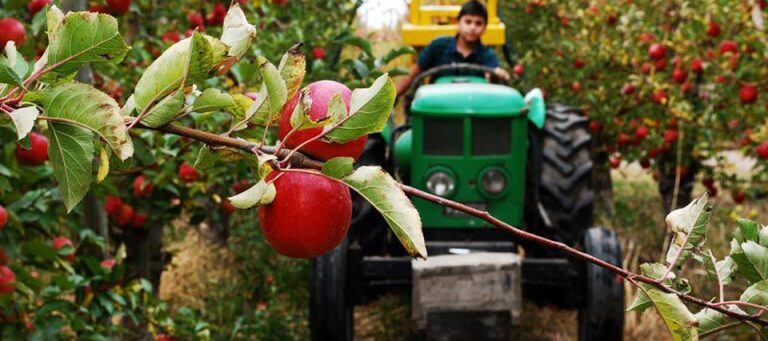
493, 67, 511, 82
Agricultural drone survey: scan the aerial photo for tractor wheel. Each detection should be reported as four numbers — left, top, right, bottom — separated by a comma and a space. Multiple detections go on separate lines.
578, 227, 624, 341
310, 237, 353, 341
533, 104, 594, 246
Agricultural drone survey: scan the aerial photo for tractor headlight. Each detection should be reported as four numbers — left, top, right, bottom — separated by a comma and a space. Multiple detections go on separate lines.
480, 168, 508, 197
426, 169, 456, 197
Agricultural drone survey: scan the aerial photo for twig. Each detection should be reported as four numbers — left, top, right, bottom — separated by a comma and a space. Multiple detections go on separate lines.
709, 250, 725, 303
660, 231, 692, 282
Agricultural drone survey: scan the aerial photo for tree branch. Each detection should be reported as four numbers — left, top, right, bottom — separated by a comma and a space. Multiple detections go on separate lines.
130, 118, 768, 328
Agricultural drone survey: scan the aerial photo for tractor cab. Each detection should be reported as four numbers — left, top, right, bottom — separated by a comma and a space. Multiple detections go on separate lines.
309, 1, 625, 340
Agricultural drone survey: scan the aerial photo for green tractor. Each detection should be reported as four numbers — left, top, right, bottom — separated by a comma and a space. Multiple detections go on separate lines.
309, 3, 624, 340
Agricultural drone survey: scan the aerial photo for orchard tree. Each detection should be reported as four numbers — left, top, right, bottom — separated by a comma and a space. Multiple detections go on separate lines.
502, 0, 768, 213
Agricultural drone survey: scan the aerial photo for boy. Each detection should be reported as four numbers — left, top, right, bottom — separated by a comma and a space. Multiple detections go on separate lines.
396, 0, 511, 97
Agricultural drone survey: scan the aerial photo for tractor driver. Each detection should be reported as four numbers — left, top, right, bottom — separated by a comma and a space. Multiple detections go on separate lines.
395, 0, 511, 97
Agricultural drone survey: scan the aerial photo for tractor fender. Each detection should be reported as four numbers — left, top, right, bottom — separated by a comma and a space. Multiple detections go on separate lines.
524, 88, 546, 129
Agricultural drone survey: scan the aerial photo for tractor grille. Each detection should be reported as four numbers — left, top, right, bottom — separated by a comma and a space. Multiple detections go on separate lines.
424, 118, 463, 155
472, 118, 511, 155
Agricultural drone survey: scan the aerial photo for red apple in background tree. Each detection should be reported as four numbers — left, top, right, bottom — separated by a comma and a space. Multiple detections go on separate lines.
756, 142, 768, 159
104, 196, 123, 216
706, 21, 721, 37
131, 212, 147, 228
132, 175, 153, 197
106, 0, 131, 15
52, 237, 75, 262
635, 126, 649, 140
0, 205, 6, 230
740, 84, 758, 104
732, 191, 745, 204
89, 5, 108, 13
258, 171, 352, 258
512, 64, 524, 76
187, 11, 205, 29
100, 258, 116, 270
622, 83, 635, 95
178, 163, 199, 182
0, 18, 26, 48
115, 204, 134, 226
672, 68, 687, 83
220, 199, 236, 215
206, 4, 227, 26
648, 43, 665, 60
162, 30, 181, 43
15, 132, 49, 166
278, 80, 367, 161
312, 46, 326, 59
691, 58, 704, 73
720, 40, 738, 54
0, 266, 15, 294
27, 0, 52, 16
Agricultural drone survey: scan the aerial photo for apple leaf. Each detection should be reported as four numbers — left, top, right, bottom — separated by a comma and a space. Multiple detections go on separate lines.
194, 146, 217, 170
0, 64, 22, 86
47, 122, 94, 212
45, 9, 130, 78
277, 44, 306, 99
139, 87, 185, 128
637, 284, 698, 341
736, 218, 760, 243
701, 249, 735, 285
694, 306, 744, 338
324, 74, 395, 143
242, 56, 287, 125
342, 166, 426, 259
220, 3, 257, 58
0, 41, 28, 86
627, 262, 672, 313
740, 279, 768, 311
96, 146, 109, 183
742, 241, 768, 280
193, 88, 236, 112
322, 157, 354, 179
28, 83, 133, 160
5, 106, 39, 140
228, 180, 276, 209
664, 194, 712, 267
730, 239, 764, 282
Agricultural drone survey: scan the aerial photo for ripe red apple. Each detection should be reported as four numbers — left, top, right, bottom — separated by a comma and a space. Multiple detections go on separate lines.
609, 156, 621, 169
573, 59, 586, 68
162, 30, 181, 43
100, 258, 116, 270
258, 171, 352, 258
52, 237, 75, 262
272, 0, 289, 5
132, 175, 153, 197
648, 43, 665, 60
187, 11, 205, 29
220, 199, 236, 215
206, 4, 227, 26
571, 81, 581, 92
178, 163, 199, 182
654, 58, 667, 71
635, 126, 649, 140
640, 63, 652, 75
15, 132, 49, 166
512, 64, 524, 76
106, 0, 131, 15
691, 58, 704, 73
0, 205, 6, 230
708, 186, 719, 197
617, 133, 631, 147
312, 46, 326, 60
740, 84, 758, 104
104, 196, 123, 216
639, 158, 651, 169
0, 266, 15, 294
588, 120, 602, 133
622, 83, 635, 95
115, 204, 134, 226
156, 334, 172, 341
720, 40, 738, 55
278, 80, 367, 161
131, 212, 147, 228
639, 32, 655, 43
681, 81, 693, 94
652, 90, 667, 104
702, 177, 715, 188
0, 18, 25, 48
89, 5, 108, 13
27, 0, 52, 16
663, 129, 679, 143
672, 68, 687, 83
732, 191, 745, 204
232, 179, 251, 193
756, 142, 768, 159
606, 14, 617, 25
706, 21, 721, 37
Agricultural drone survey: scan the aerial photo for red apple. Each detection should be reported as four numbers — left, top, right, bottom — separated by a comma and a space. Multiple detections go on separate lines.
639, 32, 655, 43
571, 81, 581, 92
740, 84, 758, 104
702, 177, 715, 188
89, 5, 108, 13
654, 58, 667, 71
573, 59, 586, 68
104, 196, 123, 216
732, 191, 745, 204
115, 204, 134, 226
206, 4, 227, 26
220, 199, 236, 215
27, 0, 52, 16
652, 90, 668, 104
635, 126, 649, 140
156, 334, 172, 341
258, 171, 351, 258
648, 43, 665, 60
0, 18, 26, 48
512, 64, 524, 76
639, 158, 651, 169
162, 30, 181, 43
15, 132, 49, 166
640, 63, 652, 75
681, 81, 693, 94
707, 21, 721, 37
0, 205, 6, 230
588, 120, 602, 133
100, 258, 116, 270
0, 248, 9, 266
106, 0, 131, 15
663, 129, 679, 143
691, 58, 704, 73
0, 266, 15, 294
52, 237, 75, 262
609, 156, 621, 169
132, 175, 153, 197
178, 163, 199, 183
187, 12, 205, 29
232, 179, 251, 193
720, 40, 738, 55
311, 46, 326, 60
617, 133, 631, 147
756, 142, 768, 159
278, 80, 367, 161
672, 68, 687, 83
131, 212, 146, 229
622, 83, 635, 95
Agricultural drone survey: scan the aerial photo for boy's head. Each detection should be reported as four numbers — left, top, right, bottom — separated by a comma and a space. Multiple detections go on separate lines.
457, 1, 488, 43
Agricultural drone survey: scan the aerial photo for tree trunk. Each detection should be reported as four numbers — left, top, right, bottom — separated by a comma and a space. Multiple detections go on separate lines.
657, 157, 699, 214
591, 139, 614, 218
122, 223, 169, 292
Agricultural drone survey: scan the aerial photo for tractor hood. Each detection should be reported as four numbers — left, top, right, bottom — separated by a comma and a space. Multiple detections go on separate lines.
411, 83, 546, 128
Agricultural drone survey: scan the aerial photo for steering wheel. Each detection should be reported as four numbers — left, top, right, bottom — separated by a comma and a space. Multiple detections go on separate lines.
403, 63, 506, 115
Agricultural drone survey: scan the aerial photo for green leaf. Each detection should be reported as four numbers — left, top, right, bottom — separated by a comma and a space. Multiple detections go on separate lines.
740, 279, 768, 310
139, 87, 185, 128
736, 219, 760, 243
228, 180, 276, 209
277, 44, 306, 99
46, 10, 129, 77
220, 4, 257, 58
5, 106, 39, 140
289, 91, 341, 131
742, 241, 768, 280
627, 263, 672, 313
47, 123, 94, 212
322, 157, 354, 179
0, 41, 28, 85
21, 240, 58, 261
639, 285, 698, 341
193, 88, 236, 112
258, 56, 288, 122
324, 74, 395, 143
342, 166, 426, 258
694, 307, 743, 337
194, 146, 217, 170
0, 64, 22, 86
342, 36, 374, 59
730, 239, 763, 282
380, 46, 416, 65
134, 32, 224, 114
664, 194, 713, 267
29, 83, 133, 160
702, 250, 735, 285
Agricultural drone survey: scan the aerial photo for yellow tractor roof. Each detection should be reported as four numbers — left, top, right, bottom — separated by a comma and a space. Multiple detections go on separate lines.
402, 0, 506, 47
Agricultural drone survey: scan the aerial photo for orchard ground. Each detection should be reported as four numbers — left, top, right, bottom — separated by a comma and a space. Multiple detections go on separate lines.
156, 154, 764, 340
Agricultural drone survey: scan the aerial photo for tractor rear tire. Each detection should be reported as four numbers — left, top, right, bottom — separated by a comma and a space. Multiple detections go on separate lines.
578, 227, 624, 341
310, 237, 353, 341
536, 104, 594, 246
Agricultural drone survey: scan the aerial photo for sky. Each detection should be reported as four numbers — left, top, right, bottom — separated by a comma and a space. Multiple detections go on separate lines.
358, 0, 409, 29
